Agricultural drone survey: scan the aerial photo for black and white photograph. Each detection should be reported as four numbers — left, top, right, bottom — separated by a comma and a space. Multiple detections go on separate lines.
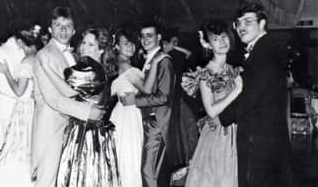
0, 0, 317, 187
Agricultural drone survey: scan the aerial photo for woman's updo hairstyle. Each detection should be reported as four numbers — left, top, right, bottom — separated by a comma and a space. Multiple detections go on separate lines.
201, 18, 229, 43
10, 19, 43, 50
114, 29, 136, 46
199, 18, 233, 62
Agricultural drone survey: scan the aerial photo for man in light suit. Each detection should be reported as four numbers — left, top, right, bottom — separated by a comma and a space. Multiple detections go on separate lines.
32, 7, 104, 187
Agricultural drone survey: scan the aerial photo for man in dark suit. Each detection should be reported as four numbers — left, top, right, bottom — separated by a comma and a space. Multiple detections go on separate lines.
138, 22, 174, 187
121, 21, 174, 187
219, 2, 292, 187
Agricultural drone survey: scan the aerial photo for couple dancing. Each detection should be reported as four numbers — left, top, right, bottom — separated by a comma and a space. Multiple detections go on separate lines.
32, 6, 174, 187
32, 7, 119, 187
183, 2, 292, 187
109, 23, 174, 187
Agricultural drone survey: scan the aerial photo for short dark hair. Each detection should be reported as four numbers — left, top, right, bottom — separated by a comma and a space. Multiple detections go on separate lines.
140, 20, 162, 35
235, 1, 267, 22
49, 7, 73, 25
162, 28, 179, 42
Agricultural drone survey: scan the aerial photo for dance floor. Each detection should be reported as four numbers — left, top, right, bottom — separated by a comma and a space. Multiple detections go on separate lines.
169, 130, 318, 187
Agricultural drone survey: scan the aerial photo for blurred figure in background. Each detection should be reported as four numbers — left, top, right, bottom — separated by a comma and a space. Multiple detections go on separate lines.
162, 29, 199, 177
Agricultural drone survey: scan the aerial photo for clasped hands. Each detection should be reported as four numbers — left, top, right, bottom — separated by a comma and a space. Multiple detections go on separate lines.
119, 92, 136, 106
87, 104, 105, 121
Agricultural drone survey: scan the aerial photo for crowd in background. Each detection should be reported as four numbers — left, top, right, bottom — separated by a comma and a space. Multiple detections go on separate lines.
0, 1, 293, 187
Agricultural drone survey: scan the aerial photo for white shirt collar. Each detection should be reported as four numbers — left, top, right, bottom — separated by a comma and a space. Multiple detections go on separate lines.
145, 46, 161, 63
52, 38, 71, 53
141, 46, 161, 73
52, 38, 76, 66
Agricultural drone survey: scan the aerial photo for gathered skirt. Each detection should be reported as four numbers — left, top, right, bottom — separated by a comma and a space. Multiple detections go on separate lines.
110, 102, 143, 187
0, 99, 34, 187
56, 118, 121, 187
185, 116, 238, 187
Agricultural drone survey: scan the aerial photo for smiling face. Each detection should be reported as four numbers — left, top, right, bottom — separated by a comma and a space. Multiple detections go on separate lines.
234, 12, 265, 44
140, 27, 161, 52
207, 32, 230, 55
49, 17, 75, 45
79, 33, 103, 61
116, 35, 135, 59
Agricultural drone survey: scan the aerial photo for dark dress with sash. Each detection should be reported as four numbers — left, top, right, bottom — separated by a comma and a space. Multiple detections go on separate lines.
56, 57, 120, 187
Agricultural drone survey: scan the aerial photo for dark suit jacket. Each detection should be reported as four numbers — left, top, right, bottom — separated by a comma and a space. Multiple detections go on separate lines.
219, 34, 291, 187
135, 50, 175, 142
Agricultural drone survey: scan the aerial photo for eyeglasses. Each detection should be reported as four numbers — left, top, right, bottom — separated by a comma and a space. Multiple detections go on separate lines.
233, 18, 258, 28
140, 33, 156, 40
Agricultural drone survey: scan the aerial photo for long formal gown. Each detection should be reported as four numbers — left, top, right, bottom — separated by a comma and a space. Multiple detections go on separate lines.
183, 65, 238, 187
0, 61, 34, 187
56, 60, 120, 187
110, 67, 144, 187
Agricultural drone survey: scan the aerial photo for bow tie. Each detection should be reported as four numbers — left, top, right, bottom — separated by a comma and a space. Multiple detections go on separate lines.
244, 45, 253, 53
244, 45, 253, 60
62, 46, 74, 53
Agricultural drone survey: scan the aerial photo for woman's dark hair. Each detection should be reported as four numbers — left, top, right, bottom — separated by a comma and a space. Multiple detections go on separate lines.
103, 28, 139, 81
200, 18, 233, 62
201, 18, 230, 44
115, 29, 133, 46
10, 19, 43, 50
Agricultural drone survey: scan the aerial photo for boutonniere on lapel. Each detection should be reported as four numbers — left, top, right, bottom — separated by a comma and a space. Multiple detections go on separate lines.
144, 53, 169, 72
244, 45, 254, 60
144, 62, 151, 72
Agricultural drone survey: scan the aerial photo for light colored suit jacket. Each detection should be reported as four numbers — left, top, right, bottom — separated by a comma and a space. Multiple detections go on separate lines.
32, 39, 92, 187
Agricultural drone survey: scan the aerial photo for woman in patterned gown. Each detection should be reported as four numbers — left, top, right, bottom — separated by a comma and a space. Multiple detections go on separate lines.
49, 28, 120, 187
183, 19, 243, 187
0, 23, 42, 187
109, 29, 166, 187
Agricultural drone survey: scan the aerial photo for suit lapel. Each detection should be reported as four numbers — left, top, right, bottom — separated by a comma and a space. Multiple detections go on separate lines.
243, 34, 268, 66
144, 50, 162, 78
46, 39, 72, 76
49, 40, 70, 66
